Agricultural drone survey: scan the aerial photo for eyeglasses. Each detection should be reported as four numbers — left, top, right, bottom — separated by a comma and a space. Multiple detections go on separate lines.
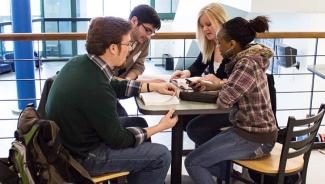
141, 24, 155, 36
119, 41, 134, 47
119, 41, 134, 50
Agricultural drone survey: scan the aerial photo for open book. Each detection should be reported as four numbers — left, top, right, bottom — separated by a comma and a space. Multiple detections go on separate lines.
139, 92, 180, 106
170, 77, 201, 90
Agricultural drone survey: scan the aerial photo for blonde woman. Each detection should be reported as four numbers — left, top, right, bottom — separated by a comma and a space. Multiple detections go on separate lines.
171, 3, 232, 146
171, 2, 228, 85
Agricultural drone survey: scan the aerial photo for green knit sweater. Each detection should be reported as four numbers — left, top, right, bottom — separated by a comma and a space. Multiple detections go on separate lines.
45, 54, 137, 158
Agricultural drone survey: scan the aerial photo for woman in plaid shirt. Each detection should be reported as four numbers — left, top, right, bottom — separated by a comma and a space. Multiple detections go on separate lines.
185, 16, 278, 184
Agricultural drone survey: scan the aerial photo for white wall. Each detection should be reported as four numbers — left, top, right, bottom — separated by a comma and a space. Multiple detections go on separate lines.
218, 0, 251, 12
167, 0, 214, 59
251, 0, 325, 13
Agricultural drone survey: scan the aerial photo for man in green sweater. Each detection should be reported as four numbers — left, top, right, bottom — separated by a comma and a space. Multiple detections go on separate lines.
45, 16, 178, 184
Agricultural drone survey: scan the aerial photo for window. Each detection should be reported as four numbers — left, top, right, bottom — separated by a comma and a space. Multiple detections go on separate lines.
151, 0, 179, 20
44, 0, 71, 18
77, 0, 150, 19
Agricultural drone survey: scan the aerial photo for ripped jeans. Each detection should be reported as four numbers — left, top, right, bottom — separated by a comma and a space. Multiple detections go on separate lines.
185, 128, 274, 184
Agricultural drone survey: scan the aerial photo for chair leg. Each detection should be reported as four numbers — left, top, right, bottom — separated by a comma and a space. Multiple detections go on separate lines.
260, 174, 264, 184
224, 161, 232, 184
300, 169, 307, 184
217, 178, 223, 184
119, 176, 127, 184
231, 168, 255, 184
110, 176, 127, 184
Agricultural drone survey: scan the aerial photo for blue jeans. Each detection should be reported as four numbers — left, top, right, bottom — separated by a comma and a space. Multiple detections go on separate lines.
185, 128, 274, 184
186, 113, 231, 146
81, 142, 171, 184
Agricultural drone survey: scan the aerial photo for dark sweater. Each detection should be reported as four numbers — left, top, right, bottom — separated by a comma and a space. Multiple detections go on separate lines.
45, 54, 138, 159
188, 52, 228, 79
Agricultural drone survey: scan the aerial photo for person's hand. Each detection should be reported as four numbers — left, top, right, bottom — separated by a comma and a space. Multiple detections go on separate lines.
158, 108, 178, 130
150, 82, 177, 96
171, 70, 191, 79
145, 108, 178, 137
189, 79, 216, 92
201, 74, 221, 85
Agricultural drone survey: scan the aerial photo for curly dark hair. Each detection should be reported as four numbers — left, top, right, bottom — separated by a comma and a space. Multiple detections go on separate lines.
86, 16, 132, 55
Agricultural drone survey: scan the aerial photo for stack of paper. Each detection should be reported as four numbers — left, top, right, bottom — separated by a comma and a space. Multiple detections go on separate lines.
139, 92, 180, 106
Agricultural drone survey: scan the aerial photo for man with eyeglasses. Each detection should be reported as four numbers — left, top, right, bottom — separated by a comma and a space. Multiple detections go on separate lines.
116, 4, 159, 80
45, 17, 178, 184
115, 4, 161, 117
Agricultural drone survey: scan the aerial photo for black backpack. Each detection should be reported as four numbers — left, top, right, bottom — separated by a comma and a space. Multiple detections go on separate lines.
0, 158, 19, 184
8, 104, 93, 184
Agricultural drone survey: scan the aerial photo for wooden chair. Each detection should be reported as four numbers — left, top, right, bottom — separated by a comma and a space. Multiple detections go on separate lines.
230, 104, 325, 184
91, 171, 129, 184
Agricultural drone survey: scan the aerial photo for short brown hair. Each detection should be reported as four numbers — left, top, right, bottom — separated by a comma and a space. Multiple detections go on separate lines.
86, 16, 132, 55
129, 4, 161, 30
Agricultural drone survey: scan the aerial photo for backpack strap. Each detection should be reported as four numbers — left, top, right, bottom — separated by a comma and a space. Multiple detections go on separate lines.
37, 75, 57, 118
39, 120, 92, 182
0, 158, 19, 183
64, 155, 92, 181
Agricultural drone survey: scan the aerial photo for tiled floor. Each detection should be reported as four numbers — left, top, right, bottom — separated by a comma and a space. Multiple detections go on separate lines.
1, 60, 325, 183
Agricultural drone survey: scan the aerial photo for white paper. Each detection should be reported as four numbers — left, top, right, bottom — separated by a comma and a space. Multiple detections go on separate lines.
139, 92, 180, 106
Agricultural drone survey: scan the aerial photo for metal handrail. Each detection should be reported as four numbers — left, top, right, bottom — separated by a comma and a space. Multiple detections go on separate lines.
2, 32, 325, 41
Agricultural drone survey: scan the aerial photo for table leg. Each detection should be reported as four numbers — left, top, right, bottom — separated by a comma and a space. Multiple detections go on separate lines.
171, 116, 183, 184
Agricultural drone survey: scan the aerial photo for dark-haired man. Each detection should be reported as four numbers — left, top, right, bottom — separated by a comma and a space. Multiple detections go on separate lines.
116, 4, 161, 116
45, 16, 178, 184
116, 4, 160, 80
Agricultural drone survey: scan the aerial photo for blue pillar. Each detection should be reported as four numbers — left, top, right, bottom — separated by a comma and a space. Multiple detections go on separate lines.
11, 0, 36, 110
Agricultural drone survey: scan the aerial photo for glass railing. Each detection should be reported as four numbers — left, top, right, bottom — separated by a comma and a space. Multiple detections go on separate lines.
1, 32, 325, 149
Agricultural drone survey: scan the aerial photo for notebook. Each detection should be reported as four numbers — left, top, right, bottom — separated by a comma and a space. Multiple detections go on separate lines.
139, 92, 180, 106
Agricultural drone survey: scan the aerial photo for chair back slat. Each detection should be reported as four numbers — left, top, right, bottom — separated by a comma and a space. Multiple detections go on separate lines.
292, 121, 322, 138
287, 144, 312, 159
290, 134, 316, 150
291, 110, 325, 127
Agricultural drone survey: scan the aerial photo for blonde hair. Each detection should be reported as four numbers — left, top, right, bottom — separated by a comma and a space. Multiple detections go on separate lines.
197, 3, 229, 64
